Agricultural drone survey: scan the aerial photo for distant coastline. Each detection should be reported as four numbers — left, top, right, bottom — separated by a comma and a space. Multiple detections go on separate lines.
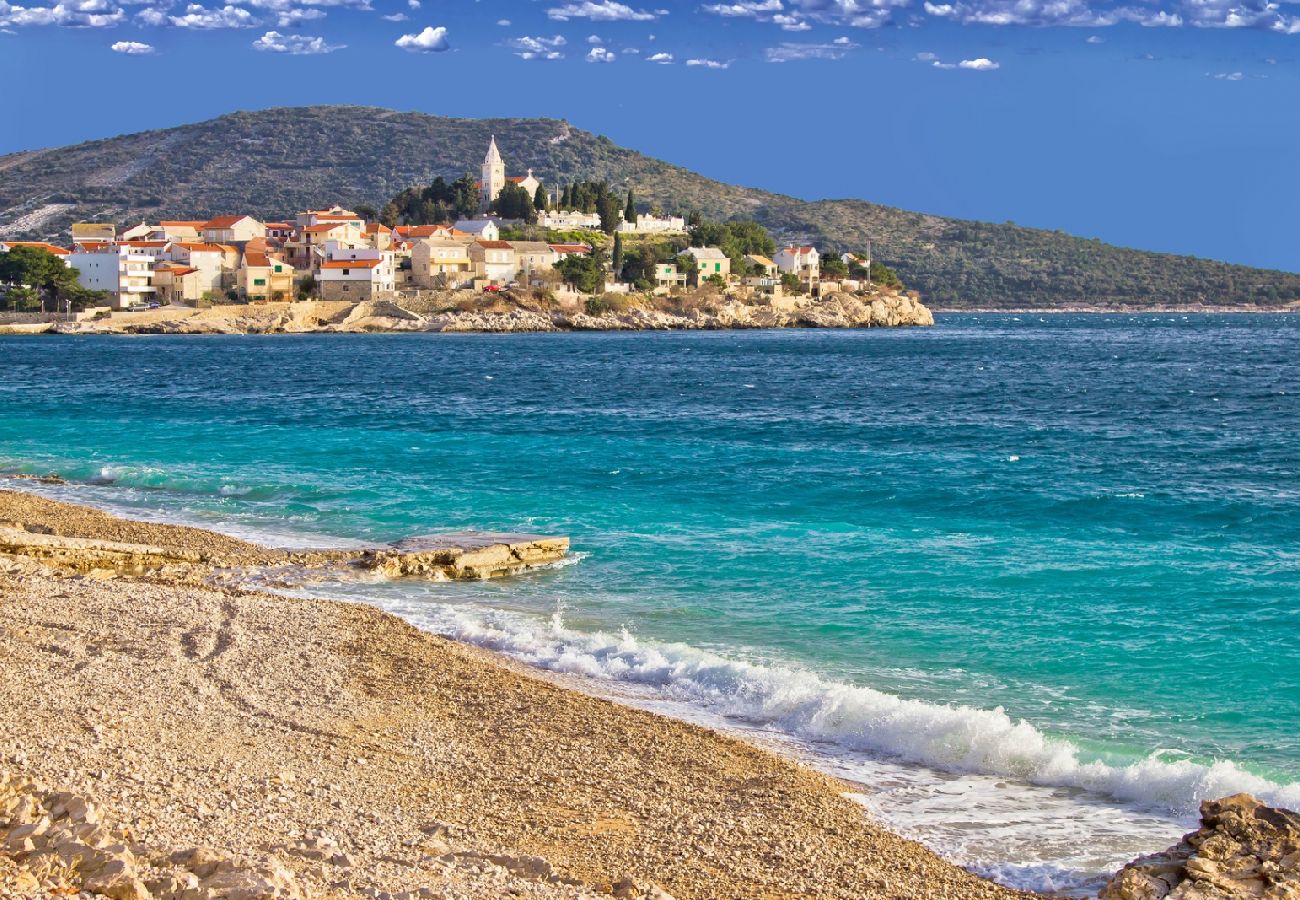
0, 289, 935, 335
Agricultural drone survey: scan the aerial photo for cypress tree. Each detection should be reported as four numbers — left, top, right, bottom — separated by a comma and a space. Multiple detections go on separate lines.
624, 189, 637, 226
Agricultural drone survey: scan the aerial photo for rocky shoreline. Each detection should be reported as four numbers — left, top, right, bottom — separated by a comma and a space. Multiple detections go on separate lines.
0, 488, 1022, 900
0, 290, 934, 336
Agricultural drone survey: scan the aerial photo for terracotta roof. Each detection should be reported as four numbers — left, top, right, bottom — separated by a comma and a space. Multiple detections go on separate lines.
156, 264, 199, 276
121, 240, 168, 248
394, 225, 440, 237
264, 222, 295, 229
303, 223, 350, 234
507, 176, 531, 184
782, 246, 816, 255
321, 258, 382, 269
548, 243, 590, 254
175, 242, 232, 254
202, 215, 255, 229
3, 241, 70, 256
306, 208, 357, 217
73, 242, 111, 252
475, 240, 513, 250
160, 220, 206, 228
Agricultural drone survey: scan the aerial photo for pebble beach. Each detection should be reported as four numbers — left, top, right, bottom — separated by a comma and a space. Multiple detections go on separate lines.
0, 489, 1027, 899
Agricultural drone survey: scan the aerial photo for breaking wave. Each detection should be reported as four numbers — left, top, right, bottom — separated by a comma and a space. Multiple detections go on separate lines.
402, 602, 1300, 818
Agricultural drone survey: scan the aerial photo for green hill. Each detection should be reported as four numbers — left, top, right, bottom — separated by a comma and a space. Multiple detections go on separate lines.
1, 104, 1296, 310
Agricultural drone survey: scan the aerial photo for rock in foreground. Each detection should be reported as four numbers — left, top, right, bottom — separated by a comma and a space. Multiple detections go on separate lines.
1101, 794, 1300, 899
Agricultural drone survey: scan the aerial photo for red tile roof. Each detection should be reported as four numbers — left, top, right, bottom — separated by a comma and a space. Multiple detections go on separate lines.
175, 242, 233, 254
476, 240, 513, 250
160, 220, 207, 228
321, 258, 382, 269
3, 241, 70, 256
302, 223, 351, 234
202, 215, 255, 229
548, 243, 590, 254
121, 240, 168, 248
156, 264, 199, 276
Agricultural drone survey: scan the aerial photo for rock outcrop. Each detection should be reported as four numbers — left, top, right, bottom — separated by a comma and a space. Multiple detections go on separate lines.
0, 773, 302, 899
45, 289, 934, 336
0, 495, 569, 585
1102, 794, 1300, 899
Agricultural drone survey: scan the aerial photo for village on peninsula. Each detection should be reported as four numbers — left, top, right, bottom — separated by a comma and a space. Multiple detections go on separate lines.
0, 137, 932, 333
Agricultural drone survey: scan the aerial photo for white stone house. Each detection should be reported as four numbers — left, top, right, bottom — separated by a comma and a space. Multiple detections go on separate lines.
469, 240, 518, 284
317, 248, 395, 300
454, 219, 501, 242
775, 246, 820, 284
683, 247, 731, 284
616, 214, 686, 235
411, 239, 475, 288
67, 245, 156, 308
507, 241, 557, 284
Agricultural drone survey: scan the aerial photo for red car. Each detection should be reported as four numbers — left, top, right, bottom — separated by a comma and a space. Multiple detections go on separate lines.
483, 284, 501, 293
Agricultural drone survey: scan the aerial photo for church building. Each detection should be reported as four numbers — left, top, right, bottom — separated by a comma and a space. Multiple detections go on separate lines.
480, 136, 542, 212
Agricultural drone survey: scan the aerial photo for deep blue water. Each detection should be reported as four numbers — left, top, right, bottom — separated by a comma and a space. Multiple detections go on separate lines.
2, 314, 1297, 890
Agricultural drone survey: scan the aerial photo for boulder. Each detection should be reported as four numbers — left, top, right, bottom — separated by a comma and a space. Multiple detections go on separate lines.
1102, 794, 1300, 899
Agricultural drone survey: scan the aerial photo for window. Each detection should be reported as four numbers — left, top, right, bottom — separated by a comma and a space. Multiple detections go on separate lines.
253, 278, 266, 286
342, 269, 350, 275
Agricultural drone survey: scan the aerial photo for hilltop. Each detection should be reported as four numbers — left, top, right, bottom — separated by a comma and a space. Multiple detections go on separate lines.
2, 105, 1297, 310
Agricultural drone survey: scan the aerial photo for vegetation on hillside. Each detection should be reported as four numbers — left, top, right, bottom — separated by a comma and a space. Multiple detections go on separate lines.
1, 105, 1297, 309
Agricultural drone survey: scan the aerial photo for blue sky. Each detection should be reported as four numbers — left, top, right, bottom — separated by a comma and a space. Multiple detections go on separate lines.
2, 0, 1297, 271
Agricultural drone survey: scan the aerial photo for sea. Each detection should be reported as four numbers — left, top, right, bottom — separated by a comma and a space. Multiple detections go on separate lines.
1, 314, 1297, 894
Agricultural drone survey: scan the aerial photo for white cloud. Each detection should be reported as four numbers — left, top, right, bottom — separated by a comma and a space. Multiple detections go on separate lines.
622, 45, 638, 52
685, 56, 729, 67
1085, 33, 1103, 41
773, 13, 810, 28
702, 0, 781, 15
765, 39, 858, 62
506, 33, 565, 58
380, 10, 403, 19
914, 50, 938, 60
546, 0, 659, 21
586, 44, 615, 61
394, 23, 447, 51
646, 50, 671, 61
168, 4, 256, 28
253, 28, 342, 51
111, 38, 154, 51
279, 7, 324, 23
586, 31, 602, 41
0, 0, 125, 26
958, 56, 999, 69
1212, 70, 1244, 79
496, 17, 510, 25
923, 2, 955, 14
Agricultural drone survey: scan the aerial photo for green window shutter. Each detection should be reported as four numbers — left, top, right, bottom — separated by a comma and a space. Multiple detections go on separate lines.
253, 278, 266, 286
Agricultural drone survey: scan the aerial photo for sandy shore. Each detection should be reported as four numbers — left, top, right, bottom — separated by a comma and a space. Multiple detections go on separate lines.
0, 489, 1029, 899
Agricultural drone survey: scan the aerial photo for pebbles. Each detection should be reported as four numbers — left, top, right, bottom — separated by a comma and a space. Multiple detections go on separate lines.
0, 492, 1027, 899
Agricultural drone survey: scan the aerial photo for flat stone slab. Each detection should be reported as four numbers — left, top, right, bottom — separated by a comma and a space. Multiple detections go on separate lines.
360, 533, 570, 580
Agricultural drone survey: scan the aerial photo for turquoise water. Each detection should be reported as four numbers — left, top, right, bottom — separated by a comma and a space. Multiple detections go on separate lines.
2, 315, 1297, 891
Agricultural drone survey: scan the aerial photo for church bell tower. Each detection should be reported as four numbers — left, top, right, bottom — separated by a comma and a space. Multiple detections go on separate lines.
481, 136, 505, 212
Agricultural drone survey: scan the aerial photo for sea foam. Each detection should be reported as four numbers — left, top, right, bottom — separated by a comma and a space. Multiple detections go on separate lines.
393, 600, 1300, 818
